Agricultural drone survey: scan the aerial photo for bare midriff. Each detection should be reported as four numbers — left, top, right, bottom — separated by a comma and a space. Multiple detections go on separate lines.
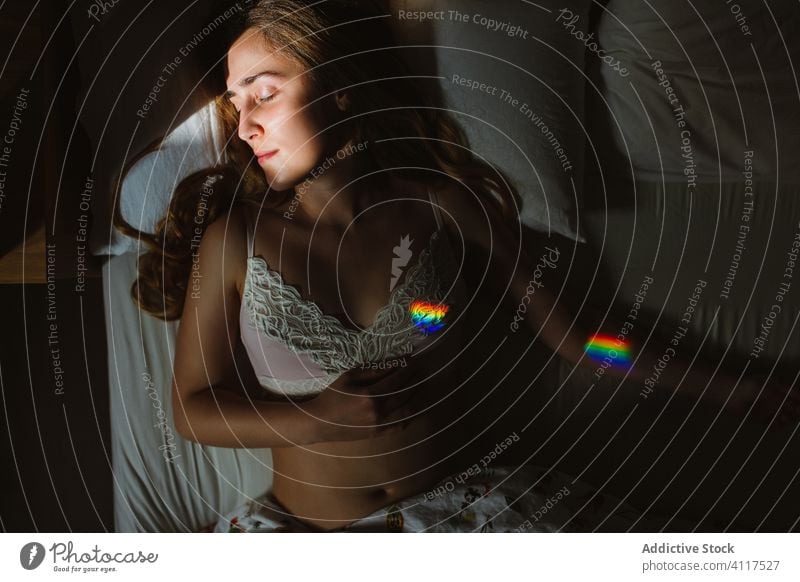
270, 368, 475, 531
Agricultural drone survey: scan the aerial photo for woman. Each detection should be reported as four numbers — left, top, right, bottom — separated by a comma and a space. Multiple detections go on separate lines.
121, 0, 795, 532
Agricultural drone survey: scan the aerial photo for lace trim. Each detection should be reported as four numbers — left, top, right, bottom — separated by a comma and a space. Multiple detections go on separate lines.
243, 227, 461, 379
256, 373, 342, 397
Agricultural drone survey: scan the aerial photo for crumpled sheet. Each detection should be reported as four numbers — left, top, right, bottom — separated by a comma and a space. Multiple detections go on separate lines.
212, 463, 690, 532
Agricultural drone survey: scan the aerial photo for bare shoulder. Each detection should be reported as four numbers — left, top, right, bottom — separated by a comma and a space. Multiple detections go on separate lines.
196, 201, 251, 298
432, 179, 504, 239
432, 179, 469, 214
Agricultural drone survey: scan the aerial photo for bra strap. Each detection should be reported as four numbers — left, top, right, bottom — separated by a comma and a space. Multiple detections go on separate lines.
427, 186, 444, 230
241, 204, 255, 258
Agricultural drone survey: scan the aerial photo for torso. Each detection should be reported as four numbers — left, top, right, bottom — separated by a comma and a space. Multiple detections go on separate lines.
235, 178, 478, 531
271, 396, 474, 531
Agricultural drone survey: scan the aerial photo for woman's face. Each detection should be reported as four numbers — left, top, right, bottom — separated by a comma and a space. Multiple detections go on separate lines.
225, 28, 342, 191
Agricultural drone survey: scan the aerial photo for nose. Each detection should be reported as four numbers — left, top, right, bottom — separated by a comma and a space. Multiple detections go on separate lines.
237, 105, 265, 144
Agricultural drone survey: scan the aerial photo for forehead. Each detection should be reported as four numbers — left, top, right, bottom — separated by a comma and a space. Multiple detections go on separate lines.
225, 28, 299, 90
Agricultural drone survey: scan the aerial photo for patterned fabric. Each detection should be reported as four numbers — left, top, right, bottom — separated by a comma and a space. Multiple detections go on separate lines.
211, 464, 684, 533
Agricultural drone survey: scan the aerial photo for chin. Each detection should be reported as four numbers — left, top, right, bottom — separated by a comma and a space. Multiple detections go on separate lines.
266, 162, 322, 191
261, 168, 301, 193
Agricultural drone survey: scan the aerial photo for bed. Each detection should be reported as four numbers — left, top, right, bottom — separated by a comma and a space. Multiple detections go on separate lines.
78, 0, 800, 531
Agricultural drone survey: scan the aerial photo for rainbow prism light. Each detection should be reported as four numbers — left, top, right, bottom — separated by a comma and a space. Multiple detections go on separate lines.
584, 334, 631, 367
409, 300, 449, 335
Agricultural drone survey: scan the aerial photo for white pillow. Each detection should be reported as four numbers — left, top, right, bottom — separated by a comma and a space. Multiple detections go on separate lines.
392, 0, 592, 241
100, 101, 225, 255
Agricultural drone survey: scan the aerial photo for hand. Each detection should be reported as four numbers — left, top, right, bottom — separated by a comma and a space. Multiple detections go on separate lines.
303, 315, 467, 443
305, 337, 459, 443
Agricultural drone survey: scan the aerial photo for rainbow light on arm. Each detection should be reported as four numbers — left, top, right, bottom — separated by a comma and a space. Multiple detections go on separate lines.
409, 300, 449, 335
584, 334, 631, 366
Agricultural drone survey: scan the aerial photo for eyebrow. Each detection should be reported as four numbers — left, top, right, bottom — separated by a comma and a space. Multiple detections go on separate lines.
223, 70, 284, 99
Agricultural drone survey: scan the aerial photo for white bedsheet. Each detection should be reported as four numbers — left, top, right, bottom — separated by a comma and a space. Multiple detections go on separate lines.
103, 251, 272, 532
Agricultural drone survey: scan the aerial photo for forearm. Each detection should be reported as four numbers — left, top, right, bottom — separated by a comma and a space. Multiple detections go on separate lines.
519, 284, 739, 400
582, 332, 740, 400
174, 386, 325, 448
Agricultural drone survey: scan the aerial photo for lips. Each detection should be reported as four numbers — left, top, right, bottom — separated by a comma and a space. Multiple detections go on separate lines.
256, 149, 278, 162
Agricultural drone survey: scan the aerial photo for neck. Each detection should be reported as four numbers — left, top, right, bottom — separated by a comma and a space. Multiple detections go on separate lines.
292, 140, 376, 226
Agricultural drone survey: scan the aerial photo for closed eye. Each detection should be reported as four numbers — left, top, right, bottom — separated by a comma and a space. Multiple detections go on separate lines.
229, 92, 275, 114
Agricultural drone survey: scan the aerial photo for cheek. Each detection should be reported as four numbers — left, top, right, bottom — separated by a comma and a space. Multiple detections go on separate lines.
275, 105, 329, 162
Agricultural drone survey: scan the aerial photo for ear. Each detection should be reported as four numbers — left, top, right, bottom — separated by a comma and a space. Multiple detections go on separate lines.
334, 91, 350, 112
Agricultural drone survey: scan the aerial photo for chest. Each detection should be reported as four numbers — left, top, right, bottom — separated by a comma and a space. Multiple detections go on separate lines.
250, 221, 448, 332
240, 212, 469, 381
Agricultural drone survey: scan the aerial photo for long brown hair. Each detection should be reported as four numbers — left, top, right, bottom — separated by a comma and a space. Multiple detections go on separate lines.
115, 0, 521, 321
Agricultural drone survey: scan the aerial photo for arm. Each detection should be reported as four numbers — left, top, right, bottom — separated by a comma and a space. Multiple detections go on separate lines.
500, 237, 798, 423
439, 187, 586, 363
441, 185, 745, 403
171, 208, 326, 448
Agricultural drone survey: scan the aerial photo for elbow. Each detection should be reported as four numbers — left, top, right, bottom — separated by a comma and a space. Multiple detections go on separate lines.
172, 383, 200, 443
173, 406, 196, 442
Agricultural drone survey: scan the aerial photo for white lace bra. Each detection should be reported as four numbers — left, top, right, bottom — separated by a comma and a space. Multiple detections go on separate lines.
238, 187, 467, 398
